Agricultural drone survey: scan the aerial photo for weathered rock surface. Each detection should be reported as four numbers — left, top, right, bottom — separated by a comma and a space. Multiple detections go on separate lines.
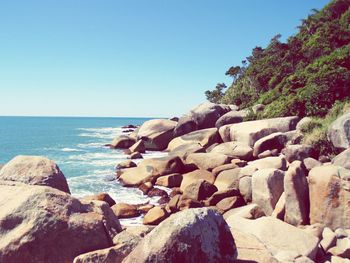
214, 168, 242, 191
112, 203, 140, 218
212, 163, 238, 176
229, 116, 299, 147
128, 140, 146, 154
328, 237, 350, 258
226, 216, 319, 260
252, 169, 285, 216
215, 111, 243, 129
303, 157, 322, 171
137, 119, 177, 151
185, 152, 231, 170
116, 160, 137, 170
283, 144, 316, 163
284, 161, 309, 226
124, 208, 237, 263
0, 155, 70, 193
180, 169, 215, 192
155, 173, 183, 187
169, 143, 205, 161
74, 226, 152, 263
216, 196, 245, 212
204, 188, 240, 206
168, 128, 220, 151
223, 203, 265, 221
118, 166, 155, 187
210, 142, 253, 161
328, 112, 350, 150
138, 156, 184, 177
111, 135, 136, 149
174, 102, 231, 136
241, 156, 287, 174
82, 193, 116, 207
0, 181, 122, 263
238, 175, 252, 203
272, 192, 285, 220
182, 179, 218, 201
332, 148, 350, 169
143, 206, 168, 225
253, 132, 287, 157
308, 165, 350, 230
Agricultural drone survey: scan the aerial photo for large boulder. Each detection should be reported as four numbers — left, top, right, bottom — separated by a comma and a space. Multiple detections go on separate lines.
0, 181, 122, 263
226, 216, 319, 261
283, 144, 316, 163
229, 116, 300, 147
74, 226, 153, 263
214, 168, 242, 191
284, 161, 309, 226
110, 135, 136, 149
252, 169, 285, 216
138, 156, 184, 177
253, 132, 288, 158
168, 143, 205, 161
124, 208, 237, 263
182, 179, 218, 201
118, 166, 156, 187
173, 102, 231, 137
332, 148, 350, 169
180, 169, 215, 192
328, 112, 350, 150
137, 119, 177, 151
168, 128, 220, 151
82, 193, 116, 207
240, 156, 287, 176
0, 155, 70, 193
155, 173, 183, 187
143, 206, 169, 225
210, 142, 253, 161
185, 152, 231, 171
215, 111, 243, 129
308, 165, 350, 230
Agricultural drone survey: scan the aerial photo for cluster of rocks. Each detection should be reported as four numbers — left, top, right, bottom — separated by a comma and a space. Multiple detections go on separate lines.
0, 102, 349, 262
109, 102, 350, 262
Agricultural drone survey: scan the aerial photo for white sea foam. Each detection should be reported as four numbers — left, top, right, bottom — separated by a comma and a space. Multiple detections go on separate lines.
77, 127, 125, 140
77, 142, 105, 149
61, 148, 82, 152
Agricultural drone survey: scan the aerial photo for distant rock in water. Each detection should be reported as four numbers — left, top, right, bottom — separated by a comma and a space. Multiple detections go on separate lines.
0, 155, 70, 193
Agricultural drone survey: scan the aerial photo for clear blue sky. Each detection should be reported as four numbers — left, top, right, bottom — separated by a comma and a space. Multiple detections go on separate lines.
0, 0, 330, 117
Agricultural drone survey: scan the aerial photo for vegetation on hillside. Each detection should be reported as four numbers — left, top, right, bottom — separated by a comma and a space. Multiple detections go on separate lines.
206, 0, 350, 119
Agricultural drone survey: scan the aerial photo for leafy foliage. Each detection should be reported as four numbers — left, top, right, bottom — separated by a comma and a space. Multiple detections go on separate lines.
209, 0, 350, 118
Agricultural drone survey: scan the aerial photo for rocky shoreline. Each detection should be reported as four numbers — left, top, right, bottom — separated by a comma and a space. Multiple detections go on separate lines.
0, 102, 349, 262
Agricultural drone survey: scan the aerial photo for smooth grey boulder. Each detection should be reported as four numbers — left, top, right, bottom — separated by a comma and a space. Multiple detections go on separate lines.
252, 169, 285, 216
0, 155, 70, 193
174, 102, 231, 137
215, 111, 243, 129
332, 148, 350, 169
137, 119, 177, 151
0, 181, 122, 263
284, 161, 309, 226
328, 112, 350, 150
123, 208, 237, 263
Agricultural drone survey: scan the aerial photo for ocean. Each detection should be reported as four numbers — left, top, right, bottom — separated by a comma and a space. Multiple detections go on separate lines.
0, 116, 167, 224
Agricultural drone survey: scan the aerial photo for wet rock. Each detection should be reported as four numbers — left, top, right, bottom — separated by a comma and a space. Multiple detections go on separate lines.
82, 193, 116, 207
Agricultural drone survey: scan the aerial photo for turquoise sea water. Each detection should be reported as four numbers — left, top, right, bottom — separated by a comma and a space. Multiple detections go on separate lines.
0, 116, 167, 223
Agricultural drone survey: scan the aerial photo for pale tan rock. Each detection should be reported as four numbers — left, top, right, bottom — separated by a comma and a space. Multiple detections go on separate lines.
320, 227, 337, 252
112, 203, 140, 219
180, 169, 215, 192
252, 169, 285, 216
253, 132, 287, 157
155, 173, 183, 187
185, 152, 231, 171
138, 156, 184, 177
167, 128, 219, 151
214, 168, 242, 191
0, 155, 70, 193
143, 206, 168, 225
212, 163, 238, 176
272, 192, 285, 220
118, 166, 155, 187
128, 140, 146, 154
137, 119, 177, 151
0, 181, 122, 263
210, 142, 253, 161
308, 165, 350, 230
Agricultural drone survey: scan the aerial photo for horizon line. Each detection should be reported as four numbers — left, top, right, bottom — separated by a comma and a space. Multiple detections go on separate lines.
0, 115, 168, 119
